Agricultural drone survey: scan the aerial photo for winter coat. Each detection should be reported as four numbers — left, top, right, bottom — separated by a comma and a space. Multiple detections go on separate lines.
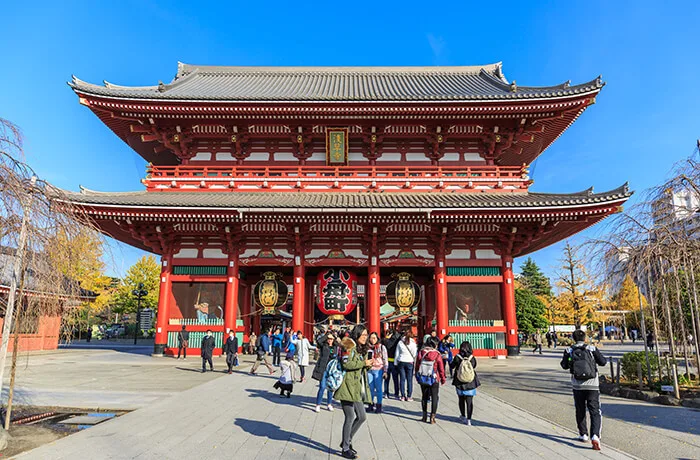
279, 360, 298, 385
223, 336, 238, 355
437, 341, 454, 364
272, 333, 283, 348
292, 338, 315, 366
177, 330, 189, 344
201, 335, 215, 358
260, 334, 271, 353
415, 348, 446, 385
395, 339, 417, 364
383, 333, 401, 363
334, 338, 371, 404
369, 343, 388, 372
450, 353, 480, 390
312, 339, 336, 381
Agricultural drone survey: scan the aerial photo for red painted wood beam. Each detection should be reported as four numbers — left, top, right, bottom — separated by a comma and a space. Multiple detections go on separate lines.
154, 254, 173, 355
224, 251, 239, 335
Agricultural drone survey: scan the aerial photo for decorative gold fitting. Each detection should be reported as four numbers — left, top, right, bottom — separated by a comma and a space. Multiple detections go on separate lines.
297, 134, 303, 143
231, 135, 237, 143
437, 135, 443, 143
494, 134, 502, 143
172, 134, 180, 143
371, 134, 377, 143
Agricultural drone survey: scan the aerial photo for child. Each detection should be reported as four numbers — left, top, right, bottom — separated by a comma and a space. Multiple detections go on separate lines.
273, 351, 298, 398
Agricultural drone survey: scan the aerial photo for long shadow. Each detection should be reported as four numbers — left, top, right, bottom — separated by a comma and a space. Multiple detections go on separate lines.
245, 388, 318, 410
59, 341, 153, 356
600, 403, 699, 435
234, 418, 332, 455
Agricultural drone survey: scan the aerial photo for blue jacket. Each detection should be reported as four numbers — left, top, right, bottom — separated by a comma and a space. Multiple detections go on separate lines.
272, 333, 283, 348
438, 341, 454, 363
260, 334, 271, 352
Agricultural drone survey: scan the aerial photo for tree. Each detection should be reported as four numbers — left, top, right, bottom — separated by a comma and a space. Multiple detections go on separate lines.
515, 288, 549, 334
520, 257, 553, 297
556, 242, 603, 328
613, 275, 649, 330
112, 255, 160, 314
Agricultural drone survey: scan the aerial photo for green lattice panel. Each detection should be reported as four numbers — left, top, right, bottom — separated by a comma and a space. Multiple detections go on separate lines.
446, 267, 501, 277
172, 266, 227, 276
451, 332, 505, 350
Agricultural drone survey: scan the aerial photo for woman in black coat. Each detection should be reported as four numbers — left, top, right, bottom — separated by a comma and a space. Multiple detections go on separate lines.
450, 341, 480, 425
312, 333, 337, 412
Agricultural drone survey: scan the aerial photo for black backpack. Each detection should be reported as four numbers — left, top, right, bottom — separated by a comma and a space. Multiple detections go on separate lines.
570, 346, 597, 380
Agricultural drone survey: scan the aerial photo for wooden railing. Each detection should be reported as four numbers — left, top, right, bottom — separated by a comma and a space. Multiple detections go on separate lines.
144, 165, 530, 192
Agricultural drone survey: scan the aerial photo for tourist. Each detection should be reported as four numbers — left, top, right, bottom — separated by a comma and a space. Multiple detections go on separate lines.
248, 332, 257, 355
382, 329, 402, 399
273, 351, 298, 398
450, 341, 480, 425
546, 331, 553, 348
272, 327, 283, 366
334, 325, 371, 460
553, 332, 559, 349
438, 335, 454, 378
251, 329, 275, 375
395, 330, 417, 401
223, 330, 239, 374
533, 330, 543, 354
631, 329, 638, 344
367, 332, 388, 413
560, 329, 607, 451
646, 331, 655, 351
260, 329, 272, 357
415, 337, 446, 424
312, 332, 337, 412
283, 326, 292, 350
177, 325, 189, 359
86, 327, 92, 343
292, 330, 315, 382
200, 329, 215, 373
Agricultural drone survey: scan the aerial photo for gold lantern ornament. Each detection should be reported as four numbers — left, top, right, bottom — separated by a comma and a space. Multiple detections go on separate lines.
385, 272, 421, 315
253, 272, 288, 315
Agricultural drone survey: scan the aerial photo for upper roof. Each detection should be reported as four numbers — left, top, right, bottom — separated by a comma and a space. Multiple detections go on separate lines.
70, 62, 604, 102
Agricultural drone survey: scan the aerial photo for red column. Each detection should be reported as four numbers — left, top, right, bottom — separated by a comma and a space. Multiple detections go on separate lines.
501, 256, 519, 356
224, 251, 240, 335
242, 283, 251, 345
292, 259, 305, 332
435, 255, 448, 339
367, 263, 381, 334
154, 254, 172, 356
305, 280, 314, 339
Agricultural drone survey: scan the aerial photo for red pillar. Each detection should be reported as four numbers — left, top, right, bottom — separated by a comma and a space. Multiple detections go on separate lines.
435, 255, 448, 339
224, 251, 240, 336
367, 263, 381, 334
292, 259, 305, 333
304, 280, 314, 339
242, 283, 252, 345
154, 254, 172, 356
501, 256, 519, 356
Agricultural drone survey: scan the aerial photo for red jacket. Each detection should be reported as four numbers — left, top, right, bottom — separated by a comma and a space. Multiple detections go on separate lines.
415, 348, 446, 385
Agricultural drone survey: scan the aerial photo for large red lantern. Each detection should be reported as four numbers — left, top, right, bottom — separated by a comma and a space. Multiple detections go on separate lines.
386, 272, 421, 315
253, 272, 288, 315
316, 268, 358, 316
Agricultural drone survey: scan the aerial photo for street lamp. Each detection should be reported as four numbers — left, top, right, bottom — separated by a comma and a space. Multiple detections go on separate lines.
132, 283, 148, 345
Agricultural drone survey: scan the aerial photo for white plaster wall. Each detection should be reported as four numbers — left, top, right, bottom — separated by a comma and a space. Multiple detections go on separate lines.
216, 152, 236, 161
446, 249, 471, 260
202, 248, 227, 259
173, 248, 198, 258
475, 249, 501, 260
190, 152, 212, 161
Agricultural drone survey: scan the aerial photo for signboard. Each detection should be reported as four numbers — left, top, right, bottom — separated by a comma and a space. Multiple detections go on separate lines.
139, 309, 153, 330
326, 128, 349, 165
660, 385, 675, 392
549, 325, 588, 333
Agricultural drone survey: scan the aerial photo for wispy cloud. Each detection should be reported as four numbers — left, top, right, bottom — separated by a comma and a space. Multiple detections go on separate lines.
426, 34, 449, 65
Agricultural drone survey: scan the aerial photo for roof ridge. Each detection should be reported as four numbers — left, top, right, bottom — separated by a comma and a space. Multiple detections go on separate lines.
176, 63, 505, 76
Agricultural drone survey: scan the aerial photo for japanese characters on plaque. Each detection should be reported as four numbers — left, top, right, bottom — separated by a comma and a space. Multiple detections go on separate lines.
325, 128, 349, 165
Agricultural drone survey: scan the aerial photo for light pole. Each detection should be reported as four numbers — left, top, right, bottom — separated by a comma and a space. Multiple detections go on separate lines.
132, 283, 148, 345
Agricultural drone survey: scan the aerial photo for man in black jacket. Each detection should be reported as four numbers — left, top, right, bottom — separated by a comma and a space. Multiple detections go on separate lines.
177, 326, 189, 360
223, 330, 239, 374
201, 330, 216, 373
560, 329, 607, 451
382, 329, 402, 399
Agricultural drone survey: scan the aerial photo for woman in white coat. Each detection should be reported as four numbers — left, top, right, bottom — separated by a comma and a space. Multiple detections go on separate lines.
292, 330, 316, 382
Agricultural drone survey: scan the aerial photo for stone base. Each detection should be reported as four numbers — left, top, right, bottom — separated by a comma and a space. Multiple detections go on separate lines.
506, 346, 520, 357
153, 343, 166, 356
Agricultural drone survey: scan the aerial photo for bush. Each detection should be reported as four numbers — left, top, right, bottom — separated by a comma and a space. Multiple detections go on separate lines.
621, 351, 659, 383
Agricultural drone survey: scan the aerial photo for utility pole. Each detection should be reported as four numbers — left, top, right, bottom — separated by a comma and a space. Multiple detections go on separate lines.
132, 283, 148, 345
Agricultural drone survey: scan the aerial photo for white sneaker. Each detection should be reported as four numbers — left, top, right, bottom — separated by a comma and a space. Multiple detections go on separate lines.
466, 419, 472, 426
591, 435, 601, 451
314, 405, 321, 413
327, 404, 334, 412
578, 434, 589, 442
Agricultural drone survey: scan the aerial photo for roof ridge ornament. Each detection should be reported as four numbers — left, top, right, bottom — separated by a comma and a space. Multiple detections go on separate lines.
510, 80, 517, 93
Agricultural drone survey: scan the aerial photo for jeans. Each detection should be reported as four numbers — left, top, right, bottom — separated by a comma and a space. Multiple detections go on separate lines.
315, 376, 333, 406
299, 365, 306, 380
420, 382, 440, 415
341, 401, 367, 452
272, 346, 281, 366
397, 361, 414, 398
384, 361, 399, 397
573, 390, 602, 438
368, 369, 384, 405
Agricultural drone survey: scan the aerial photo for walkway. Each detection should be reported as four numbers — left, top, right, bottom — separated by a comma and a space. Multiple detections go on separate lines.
19, 358, 635, 459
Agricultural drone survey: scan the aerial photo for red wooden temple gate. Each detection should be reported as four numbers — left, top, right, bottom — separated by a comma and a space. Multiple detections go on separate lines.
63, 63, 630, 357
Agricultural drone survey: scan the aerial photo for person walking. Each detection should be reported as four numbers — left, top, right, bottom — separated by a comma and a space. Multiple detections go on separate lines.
533, 330, 543, 354
251, 329, 275, 375
223, 330, 239, 374
260, 329, 272, 358
292, 330, 315, 382
382, 329, 401, 399
395, 331, 417, 401
313, 332, 337, 412
560, 329, 607, 451
200, 329, 215, 373
272, 327, 283, 366
646, 331, 655, 351
546, 331, 553, 348
248, 332, 257, 355
450, 341, 480, 425
415, 337, 446, 424
177, 325, 189, 359
438, 335, 454, 378
334, 325, 372, 460
273, 351, 298, 398
553, 332, 559, 349
366, 332, 388, 413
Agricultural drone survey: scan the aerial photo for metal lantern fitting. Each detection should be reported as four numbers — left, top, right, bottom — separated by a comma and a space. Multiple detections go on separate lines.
386, 272, 421, 315
253, 272, 288, 315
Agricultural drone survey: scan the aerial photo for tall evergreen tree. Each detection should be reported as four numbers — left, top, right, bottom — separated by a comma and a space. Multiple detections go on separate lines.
515, 288, 549, 333
520, 257, 553, 297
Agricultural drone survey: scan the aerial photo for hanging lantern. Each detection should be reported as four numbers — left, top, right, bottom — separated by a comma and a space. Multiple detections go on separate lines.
386, 272, 421, 315
253, 272, 288, 315
317, 268, 358, 316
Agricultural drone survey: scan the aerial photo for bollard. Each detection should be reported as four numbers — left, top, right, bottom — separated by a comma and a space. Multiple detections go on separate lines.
637, 362, 643, 389
610, 360, 615, 381
616, 359, 621, 386
671, 363, 681, 400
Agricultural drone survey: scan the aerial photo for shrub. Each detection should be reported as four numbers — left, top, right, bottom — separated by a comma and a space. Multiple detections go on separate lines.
620, 351, 659, 383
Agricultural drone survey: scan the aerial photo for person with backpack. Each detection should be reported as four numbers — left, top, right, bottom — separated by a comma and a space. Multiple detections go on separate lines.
382, 329, 402, 399
334, 325, 372, 460
366, 332, 388, 413
415, 337, 446, 424
451, 341, 480, 425
313, 332, 338, 412
395, 331, 417, 401
560, 329, 607, 451
250, 329, 275, 375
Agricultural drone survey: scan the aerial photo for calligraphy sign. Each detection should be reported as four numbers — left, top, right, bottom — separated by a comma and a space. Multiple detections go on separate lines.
326, 128, 349, 165
317, 268, 357, 316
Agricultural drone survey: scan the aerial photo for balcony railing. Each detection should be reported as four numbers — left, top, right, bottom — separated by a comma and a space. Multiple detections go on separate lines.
144, 165, 530, 192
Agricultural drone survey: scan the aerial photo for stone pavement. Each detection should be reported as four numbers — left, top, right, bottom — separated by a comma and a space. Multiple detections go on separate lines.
19, 357, 636, 460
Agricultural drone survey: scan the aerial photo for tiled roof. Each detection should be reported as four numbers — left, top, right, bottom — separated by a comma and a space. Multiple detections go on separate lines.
62, 185, 631, 210
69, 62, 603, 102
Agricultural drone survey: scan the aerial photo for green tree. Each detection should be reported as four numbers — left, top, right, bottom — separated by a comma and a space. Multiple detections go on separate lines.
112, 255, 160, 314
515, 288, 549, 333
520, 257, 553, 297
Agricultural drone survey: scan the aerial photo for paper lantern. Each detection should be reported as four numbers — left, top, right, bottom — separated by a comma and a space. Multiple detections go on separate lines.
253, 272, 288, 315
386, 272, 421, 315
317, 268, 358, 316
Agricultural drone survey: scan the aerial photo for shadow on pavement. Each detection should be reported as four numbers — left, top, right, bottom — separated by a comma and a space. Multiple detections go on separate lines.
59, 341, 153, 356
234, 418, 332, 454
600, 403, 699, 435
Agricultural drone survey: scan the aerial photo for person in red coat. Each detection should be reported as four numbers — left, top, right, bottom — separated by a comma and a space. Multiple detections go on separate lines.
415, 337, 446, 424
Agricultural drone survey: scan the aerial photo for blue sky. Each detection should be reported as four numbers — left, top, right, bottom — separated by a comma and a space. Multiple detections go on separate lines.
2, 0, 699, 282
